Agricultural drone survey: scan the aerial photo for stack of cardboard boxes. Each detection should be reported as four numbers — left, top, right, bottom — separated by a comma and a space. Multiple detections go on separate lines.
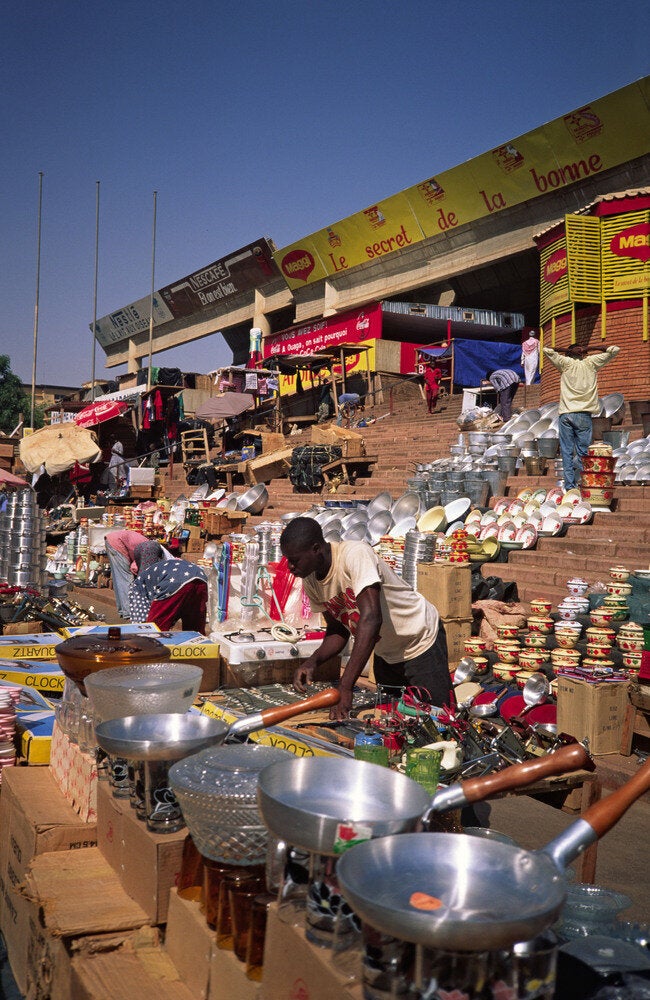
416, 563, 473, 666
0, 729, 371, 999
0, 741, 265, 999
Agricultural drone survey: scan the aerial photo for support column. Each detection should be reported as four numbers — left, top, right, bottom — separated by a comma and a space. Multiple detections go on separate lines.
253, 289, 272, 338
127, 338, 142, 375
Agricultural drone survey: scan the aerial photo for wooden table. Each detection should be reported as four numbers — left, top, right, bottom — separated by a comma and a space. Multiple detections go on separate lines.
320, 454, 378, 486
209, 462, 246, 491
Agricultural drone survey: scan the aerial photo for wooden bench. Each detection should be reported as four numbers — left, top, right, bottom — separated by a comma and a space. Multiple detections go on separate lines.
320, 454, 378, 486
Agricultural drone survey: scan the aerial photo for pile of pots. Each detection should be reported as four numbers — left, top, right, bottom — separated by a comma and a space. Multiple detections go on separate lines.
611, 432, 650, 485
0, 488, 46, 588
580, 442, 616, 507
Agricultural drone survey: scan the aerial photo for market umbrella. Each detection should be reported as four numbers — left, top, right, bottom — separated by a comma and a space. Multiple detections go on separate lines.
19, 423, 102, 476
0, 468, 31, 489
74, 399, 129, 428
195, 393, 255, 423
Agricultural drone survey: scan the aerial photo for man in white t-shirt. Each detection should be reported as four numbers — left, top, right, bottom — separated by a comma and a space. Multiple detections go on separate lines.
280, 517, 451, 721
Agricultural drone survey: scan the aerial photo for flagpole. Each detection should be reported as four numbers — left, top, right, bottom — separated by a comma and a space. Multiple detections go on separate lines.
146, 190, 157, 392
90, 180, 100, 399
30, 171, 44, 430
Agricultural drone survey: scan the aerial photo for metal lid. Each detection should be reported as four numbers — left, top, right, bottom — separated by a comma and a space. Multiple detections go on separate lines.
55, 627, 171, 667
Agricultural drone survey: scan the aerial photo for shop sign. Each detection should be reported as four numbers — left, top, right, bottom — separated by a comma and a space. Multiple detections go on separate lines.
94, 239, 280, 347
609, 222, 650, 263
539, 235, 570, 324
544, 247, 568, 285
93, 294, 174, 347
264, 303, 382, 357
159, 238, 280, 318
601, 211, 650, 298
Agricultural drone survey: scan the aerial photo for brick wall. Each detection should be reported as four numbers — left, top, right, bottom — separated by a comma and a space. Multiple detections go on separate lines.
540, 302, 650, 405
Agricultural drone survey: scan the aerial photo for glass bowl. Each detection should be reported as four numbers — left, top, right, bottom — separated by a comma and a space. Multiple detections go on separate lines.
169, 744, 291, 865
85, 662, 203, 722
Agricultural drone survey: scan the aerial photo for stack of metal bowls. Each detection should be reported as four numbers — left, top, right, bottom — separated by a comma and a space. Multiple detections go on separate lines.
0, 489, 45, 588
254, 523, 281, 565
402, 530, 436, 589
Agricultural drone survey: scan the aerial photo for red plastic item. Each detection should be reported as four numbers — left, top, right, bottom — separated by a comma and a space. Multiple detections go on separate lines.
639, 651, 650, 683
268, 559, 295, 621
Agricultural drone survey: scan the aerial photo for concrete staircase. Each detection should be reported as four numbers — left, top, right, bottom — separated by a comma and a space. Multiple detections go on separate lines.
157, 387, 650, 607
482, 477, 650, 604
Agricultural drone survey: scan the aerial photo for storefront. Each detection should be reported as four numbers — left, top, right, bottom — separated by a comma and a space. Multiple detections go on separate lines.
536, 192, 650, 404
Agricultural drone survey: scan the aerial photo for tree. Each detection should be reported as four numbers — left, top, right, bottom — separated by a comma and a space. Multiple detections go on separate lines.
0, 355, 43, 433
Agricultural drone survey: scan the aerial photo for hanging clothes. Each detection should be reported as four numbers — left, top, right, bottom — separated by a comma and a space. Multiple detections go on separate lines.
153, 390, 164, 421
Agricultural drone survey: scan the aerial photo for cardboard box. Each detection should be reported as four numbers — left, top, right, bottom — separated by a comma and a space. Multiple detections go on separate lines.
0, 767, 97, 994
22, 849, 152, 1000
557, 676, 631, 755
219, 653, 340, 688
261, 904, 360, 1000
416, 563, 472, 619
16, 709, 56, 764
70, 930, 197, 1000
441, 616, 474, 666
129, 467, 156, 486
311, 424, 365, 457
96, 781, 185, 923
208, 937, 260, 1000
199, 701, 346, 759
203, 509, 248, 536
61, 626, 221, 692
49, 724, 98, 822
130, 486, 155, 500
3, 620, 44, 635
0, 657, 65, 693
164, 890, 214, 999
0, 632, 64, 658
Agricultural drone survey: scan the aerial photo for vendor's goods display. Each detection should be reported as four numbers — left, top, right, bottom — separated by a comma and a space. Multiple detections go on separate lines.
334, 759, 650, 999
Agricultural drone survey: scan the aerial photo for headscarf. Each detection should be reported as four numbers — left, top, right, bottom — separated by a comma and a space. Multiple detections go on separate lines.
133, 541, 164, 575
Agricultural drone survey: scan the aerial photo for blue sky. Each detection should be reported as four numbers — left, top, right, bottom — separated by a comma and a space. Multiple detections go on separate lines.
2, 0, 648, 387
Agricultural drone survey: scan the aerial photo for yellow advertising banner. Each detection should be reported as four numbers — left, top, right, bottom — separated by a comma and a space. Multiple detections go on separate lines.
276, 78, 650, 289
566, 214, 602, 304
277, 193, 424, 289
601, 210, 650, 299
539, 235, 569, 326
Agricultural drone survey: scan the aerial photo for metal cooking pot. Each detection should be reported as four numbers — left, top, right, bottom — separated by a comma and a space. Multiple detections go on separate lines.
256, 744, 592, 856
337, 759, 650, 950
237, 483, 269, 514
366, 492, 393, 517
391, 493, 421, 521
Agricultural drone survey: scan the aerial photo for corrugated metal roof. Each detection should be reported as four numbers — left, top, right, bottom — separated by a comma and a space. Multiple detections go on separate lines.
533, 187, 650, 240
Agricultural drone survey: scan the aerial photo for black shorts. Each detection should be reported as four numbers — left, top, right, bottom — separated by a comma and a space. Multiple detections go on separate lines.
372, 623, 452, 709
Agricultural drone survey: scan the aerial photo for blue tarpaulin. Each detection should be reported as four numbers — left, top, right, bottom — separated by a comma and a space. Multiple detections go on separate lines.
419, 339, 535, 387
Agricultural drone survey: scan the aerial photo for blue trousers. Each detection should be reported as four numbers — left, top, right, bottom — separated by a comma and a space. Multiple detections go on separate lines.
559, 412, 593, 490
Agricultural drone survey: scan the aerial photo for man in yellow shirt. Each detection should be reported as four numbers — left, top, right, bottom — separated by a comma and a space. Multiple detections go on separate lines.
280, 517, 451, 720
543, 343, 620, 490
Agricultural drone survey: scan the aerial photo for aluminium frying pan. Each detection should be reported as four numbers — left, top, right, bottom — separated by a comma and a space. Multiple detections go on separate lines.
256, 743, 593, 854
336, 757, 650, 951
94, 687, 340, 761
